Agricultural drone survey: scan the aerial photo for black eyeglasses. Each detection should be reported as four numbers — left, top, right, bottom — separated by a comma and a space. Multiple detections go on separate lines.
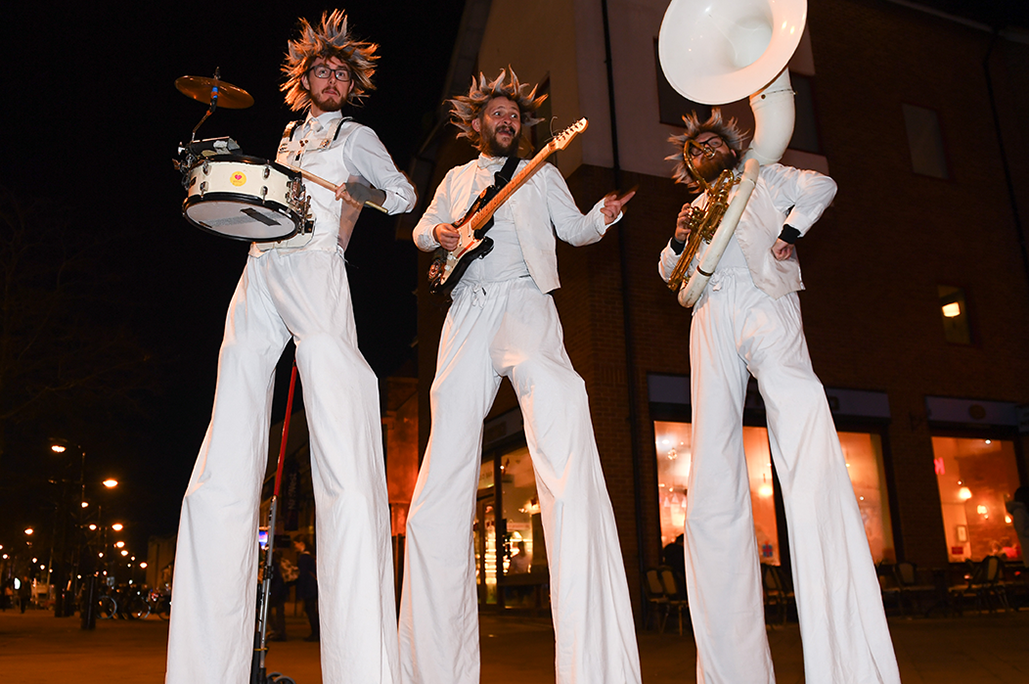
308, 66, 351, 82
687, 136, 725, 158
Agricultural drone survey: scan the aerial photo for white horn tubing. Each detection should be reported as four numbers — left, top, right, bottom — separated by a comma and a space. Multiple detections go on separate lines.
658, 0, 807, 106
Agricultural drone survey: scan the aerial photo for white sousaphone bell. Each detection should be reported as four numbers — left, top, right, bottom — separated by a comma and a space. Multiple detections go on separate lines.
658, 0, 807, 307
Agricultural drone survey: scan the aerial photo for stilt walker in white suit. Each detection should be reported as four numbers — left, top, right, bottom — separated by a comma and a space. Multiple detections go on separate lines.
166, 10, 415, 684
399, 69, 641, 684
658, 110, 901, 684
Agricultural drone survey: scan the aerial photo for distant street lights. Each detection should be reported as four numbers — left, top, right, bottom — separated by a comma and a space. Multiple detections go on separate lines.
48, 438, 122, 627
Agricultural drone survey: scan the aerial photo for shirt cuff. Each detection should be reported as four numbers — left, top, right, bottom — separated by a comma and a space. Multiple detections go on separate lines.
670, 237, 686, 255
778, 224, 801, 244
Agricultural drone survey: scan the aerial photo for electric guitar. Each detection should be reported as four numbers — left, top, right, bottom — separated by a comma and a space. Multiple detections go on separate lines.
427, 118, 589, 296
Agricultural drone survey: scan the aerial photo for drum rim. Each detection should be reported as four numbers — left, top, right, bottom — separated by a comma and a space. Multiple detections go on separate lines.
182, 192, 302, 242
187, 156, 301, 179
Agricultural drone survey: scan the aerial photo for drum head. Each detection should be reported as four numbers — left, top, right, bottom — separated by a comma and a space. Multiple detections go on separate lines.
183, 196, 298, 242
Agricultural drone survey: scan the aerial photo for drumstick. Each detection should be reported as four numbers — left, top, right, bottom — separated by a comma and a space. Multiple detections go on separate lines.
279, 162, 387, 213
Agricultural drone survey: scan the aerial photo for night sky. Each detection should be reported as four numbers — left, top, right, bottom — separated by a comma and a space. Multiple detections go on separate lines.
1, 2, 466, 558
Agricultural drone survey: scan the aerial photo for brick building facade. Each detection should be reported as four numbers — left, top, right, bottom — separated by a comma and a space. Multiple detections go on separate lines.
404, 0, 1029, 622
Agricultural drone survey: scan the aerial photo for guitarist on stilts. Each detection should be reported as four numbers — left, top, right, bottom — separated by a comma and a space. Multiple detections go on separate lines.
398, 68, 642, 684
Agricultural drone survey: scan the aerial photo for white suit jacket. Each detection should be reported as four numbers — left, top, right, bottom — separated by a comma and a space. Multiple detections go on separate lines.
414, 155, 618, 294
659, 163, 837, 299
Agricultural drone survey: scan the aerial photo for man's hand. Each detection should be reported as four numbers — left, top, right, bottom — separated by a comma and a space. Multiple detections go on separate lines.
600, 188, 637, 224
675, 203, 695, 242
335, 182, 386, 209
771, 239, 794, 261
433, 224, 460, 251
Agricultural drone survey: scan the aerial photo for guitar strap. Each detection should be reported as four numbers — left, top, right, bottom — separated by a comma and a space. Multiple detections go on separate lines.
495, 156, 521, 189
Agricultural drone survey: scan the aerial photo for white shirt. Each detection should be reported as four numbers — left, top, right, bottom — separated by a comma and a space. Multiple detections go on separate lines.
255, 110, 415, 256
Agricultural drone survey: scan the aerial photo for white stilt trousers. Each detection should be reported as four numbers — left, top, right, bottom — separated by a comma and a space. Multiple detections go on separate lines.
398, 277, 641, 684
166, 249, 398, 684
684, 268, 900, 684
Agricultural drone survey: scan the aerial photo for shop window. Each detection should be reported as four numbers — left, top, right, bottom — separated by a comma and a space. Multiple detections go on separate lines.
903, 103, 949, 179
938, 285, 972, 345
654, 421, 781, 565
932, 436, 1022, 562
474, 445, 547, 609
474, 459, 498, 605
654, 422, 895, 565
499, 447, 543, 576
839, 431, 896, 562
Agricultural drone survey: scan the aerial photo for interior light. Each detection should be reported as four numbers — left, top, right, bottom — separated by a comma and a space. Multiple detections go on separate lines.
958, 487, 972, 501
976, 504, 988, 515
942, 302, 961, 318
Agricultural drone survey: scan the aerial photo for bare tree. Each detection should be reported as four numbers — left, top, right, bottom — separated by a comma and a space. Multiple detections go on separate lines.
0, 188, 155, 466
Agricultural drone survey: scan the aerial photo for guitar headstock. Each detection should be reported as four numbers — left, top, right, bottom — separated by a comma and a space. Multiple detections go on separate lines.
547, 118, 589, 152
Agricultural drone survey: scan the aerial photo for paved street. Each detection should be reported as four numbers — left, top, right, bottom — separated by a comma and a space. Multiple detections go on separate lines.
1, 606, 1028, 682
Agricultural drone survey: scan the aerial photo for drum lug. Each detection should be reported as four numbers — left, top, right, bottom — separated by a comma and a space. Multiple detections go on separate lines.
199, 181, 208, 196
261, 186, 268, 199
202, 160, 210, 175
263, 165, 271, 180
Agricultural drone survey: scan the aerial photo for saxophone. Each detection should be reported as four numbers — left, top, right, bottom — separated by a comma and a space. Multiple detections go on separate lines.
666, 165, 742, 293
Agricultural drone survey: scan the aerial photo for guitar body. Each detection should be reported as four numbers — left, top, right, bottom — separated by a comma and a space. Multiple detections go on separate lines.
428, 188, 499, 296
425, 117, 590, 298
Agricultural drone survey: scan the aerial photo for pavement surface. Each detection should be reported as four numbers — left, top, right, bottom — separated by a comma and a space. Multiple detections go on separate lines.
1, 605, 1028, 682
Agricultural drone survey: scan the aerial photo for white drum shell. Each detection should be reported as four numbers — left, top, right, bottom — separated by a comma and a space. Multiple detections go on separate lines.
183, 158, 304, 241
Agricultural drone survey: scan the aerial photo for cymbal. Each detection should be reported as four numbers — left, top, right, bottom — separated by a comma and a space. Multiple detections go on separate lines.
175, 75, 254, 109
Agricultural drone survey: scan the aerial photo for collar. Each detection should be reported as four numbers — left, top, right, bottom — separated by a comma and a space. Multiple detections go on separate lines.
477, 154, 508, 170
304, 109, 344, 131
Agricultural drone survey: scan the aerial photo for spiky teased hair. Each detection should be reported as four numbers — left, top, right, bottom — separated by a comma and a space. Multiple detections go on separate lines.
666, 108, 747, 185
280, 10, 378, 111
448, 68, 547, 150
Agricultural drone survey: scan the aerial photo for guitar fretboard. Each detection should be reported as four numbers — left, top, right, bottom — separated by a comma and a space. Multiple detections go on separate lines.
470, 149, 551, 233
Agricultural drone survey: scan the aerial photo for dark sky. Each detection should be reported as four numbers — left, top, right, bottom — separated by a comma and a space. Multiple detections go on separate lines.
1, 2, 466, 555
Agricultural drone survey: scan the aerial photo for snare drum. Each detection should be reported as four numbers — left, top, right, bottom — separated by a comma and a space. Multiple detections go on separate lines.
182, 156, 310, 241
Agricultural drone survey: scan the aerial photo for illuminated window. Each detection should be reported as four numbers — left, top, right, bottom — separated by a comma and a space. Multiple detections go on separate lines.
654, 421, 781, 565
932, 436, 1022, 562
903, 104, 949, 179
475, 443, 546, 610
655, 422, 895, 565
839, 431, 896, 563
938, 285, 972, 345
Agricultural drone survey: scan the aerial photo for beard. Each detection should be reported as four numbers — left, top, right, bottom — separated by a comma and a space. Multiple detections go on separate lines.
310, 89, 344, 113
689, 148, 738, 184
481, 123, 520, 157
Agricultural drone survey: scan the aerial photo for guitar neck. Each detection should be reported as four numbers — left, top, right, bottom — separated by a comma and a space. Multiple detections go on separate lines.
469, 149, 553, 232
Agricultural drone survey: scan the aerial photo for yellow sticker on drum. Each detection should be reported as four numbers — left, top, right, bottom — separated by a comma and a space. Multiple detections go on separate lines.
230, 171, 247, 186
